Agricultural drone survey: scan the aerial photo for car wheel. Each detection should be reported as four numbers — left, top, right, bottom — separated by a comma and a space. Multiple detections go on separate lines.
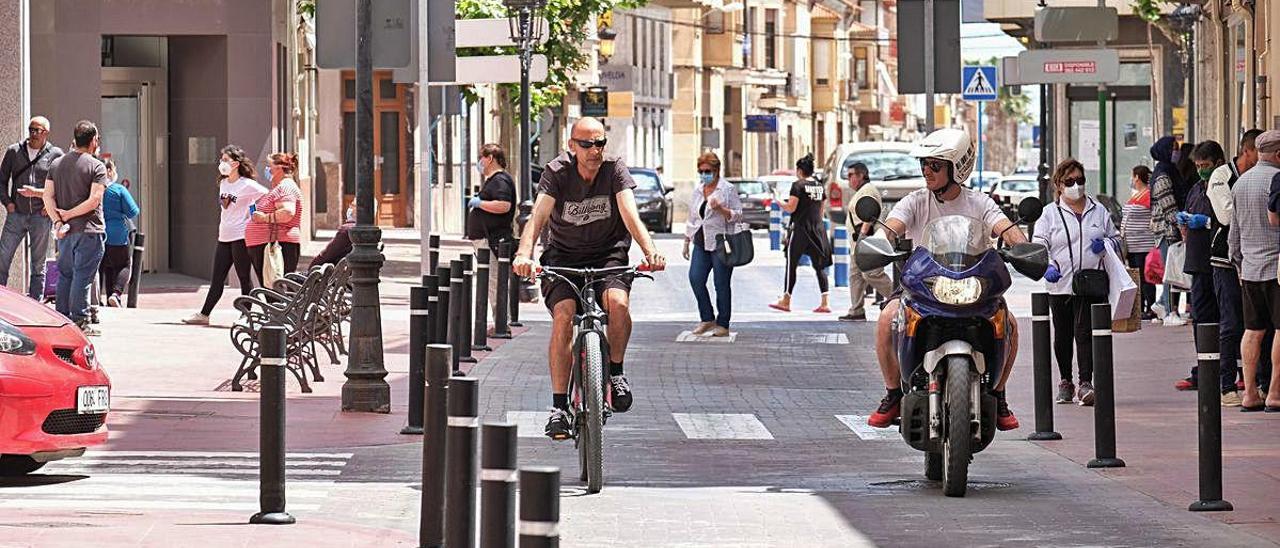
0, 455, 46, 476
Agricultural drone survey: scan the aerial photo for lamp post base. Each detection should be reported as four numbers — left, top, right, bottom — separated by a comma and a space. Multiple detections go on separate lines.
341, 225, 391, 414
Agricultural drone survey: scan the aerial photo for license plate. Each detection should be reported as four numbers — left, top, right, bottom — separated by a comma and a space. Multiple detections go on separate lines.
77, 385, 110, 414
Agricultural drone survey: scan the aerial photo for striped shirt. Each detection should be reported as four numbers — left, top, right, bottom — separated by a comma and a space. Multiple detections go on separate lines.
244, 178, 303, 247
1120, 189, 1155, 253
1228, 161, 1280, 282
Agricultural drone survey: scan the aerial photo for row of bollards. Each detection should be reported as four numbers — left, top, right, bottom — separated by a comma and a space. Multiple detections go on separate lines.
1027, 293, 1232, 512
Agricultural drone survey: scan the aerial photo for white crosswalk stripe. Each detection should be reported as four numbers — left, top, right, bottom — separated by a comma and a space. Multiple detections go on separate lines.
672, 413, 774, 440
835, 415, 898, 440
39, 450, 354, 478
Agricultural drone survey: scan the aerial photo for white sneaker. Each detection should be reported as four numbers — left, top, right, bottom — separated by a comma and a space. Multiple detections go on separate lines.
1163, 313, 1188, 327
182, 312, 210, 326
1150, 303, 1166, 319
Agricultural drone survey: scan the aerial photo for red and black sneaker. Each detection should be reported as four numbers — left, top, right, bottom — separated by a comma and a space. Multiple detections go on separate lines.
994, 391, 1019, 431
1175, 377, 1197, 391
867, 390, 903, 428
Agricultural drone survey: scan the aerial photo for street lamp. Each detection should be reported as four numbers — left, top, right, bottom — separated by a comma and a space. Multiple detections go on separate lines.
598, 26, 617, 61
505, 0, 547, 242
1169, 2, 1202, 141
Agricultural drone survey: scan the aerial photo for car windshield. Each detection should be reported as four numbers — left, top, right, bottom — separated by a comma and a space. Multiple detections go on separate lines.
920, 215, 993, 271
843, 151, 918, 181
733, 180, 768, 195
631, 171, 662, 193
1002, 179, 1037, 193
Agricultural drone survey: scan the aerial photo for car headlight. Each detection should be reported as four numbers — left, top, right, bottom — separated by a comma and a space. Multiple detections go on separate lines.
927, 276, 983, 306
0, 319, 36, 355
639, 201, 661, 212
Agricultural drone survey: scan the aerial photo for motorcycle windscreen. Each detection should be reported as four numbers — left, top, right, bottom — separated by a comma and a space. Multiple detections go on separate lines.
920, 215, 993, 272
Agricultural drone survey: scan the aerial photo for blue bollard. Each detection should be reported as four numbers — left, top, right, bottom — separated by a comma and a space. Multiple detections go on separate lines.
833, 224, 849, 288
768, 201, 782, 251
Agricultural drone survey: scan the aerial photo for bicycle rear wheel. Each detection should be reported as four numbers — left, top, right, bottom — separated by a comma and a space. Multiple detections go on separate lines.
579, 331, 606, 493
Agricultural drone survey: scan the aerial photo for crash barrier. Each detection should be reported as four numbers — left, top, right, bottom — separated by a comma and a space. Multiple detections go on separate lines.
474, 248, 494, 352
250, 324, 295, 525
229, 260, 352, 393
1028, 292, 1062, 441
419, 345, 561, 548
126, 232, 144, 308
833, 224, 849, 288
768, 201, 782, 251
1190, 323, 1233, 512
1087, 303, 1125, 468
493, 242, 513, 339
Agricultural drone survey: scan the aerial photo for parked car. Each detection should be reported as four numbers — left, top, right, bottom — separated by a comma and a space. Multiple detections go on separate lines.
990, 174, 1040, 207
823, 142, 924, 204
629, 167, 673, 233
0, 285, 110, 476
758, 174, 797, 205
727, 178, 773, 229
967, 171, 1004, 193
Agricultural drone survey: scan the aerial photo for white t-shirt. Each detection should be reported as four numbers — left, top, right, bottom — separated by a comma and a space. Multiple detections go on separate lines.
887, 186, 1008, 244
217, 177, 268, 242
26, 145, 41, 162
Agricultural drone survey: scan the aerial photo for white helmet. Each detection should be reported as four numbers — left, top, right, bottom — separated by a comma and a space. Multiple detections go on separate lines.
910, 128, 976, 185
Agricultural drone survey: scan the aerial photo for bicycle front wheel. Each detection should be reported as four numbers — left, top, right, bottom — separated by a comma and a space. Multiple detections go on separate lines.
579, 331, 606, 493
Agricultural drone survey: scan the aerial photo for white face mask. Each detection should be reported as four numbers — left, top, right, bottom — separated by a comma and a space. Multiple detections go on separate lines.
1063, 184, 1085, 201
218, 161, 233, 176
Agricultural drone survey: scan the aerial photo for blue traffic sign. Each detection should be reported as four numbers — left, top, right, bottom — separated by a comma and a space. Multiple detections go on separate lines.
961, 66, 998, 101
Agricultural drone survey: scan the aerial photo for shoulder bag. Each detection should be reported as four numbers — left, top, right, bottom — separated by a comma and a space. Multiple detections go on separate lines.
715, 222, 754, 267
1058, 205, 1109, 300
262, 220, 285, 288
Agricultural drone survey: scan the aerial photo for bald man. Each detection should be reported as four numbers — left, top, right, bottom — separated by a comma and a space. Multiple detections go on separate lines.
0, 116, 64, 300
513, 117, 667, 440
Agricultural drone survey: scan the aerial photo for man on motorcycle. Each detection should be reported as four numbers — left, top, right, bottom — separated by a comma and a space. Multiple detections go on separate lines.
866, 128, 1028, 430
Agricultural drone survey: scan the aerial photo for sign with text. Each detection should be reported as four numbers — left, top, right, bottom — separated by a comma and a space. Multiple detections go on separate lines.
745, 115, 779, 133
1015, 49, 1120, 85
581, 87, 609, 117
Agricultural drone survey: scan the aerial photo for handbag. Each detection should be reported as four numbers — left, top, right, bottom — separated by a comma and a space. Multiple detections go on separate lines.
715, 223, 754, 267
1058, 205, 1109, 300
262, 223, 285, 288
1144, 246, 1165, 285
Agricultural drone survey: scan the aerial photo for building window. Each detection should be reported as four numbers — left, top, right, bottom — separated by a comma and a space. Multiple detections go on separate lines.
745, 7, 756, 68
814, 38, 831, 86
855, 48, 869, 89
706, 10, 725, 34
764, 9, 777, 69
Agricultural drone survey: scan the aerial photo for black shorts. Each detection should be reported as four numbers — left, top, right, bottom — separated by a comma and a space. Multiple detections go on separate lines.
540, 247, 632, 311
1241, 280, 1280, 331
99, 244, 131, 270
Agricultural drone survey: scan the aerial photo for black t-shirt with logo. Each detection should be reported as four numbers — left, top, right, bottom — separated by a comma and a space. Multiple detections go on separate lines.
789, 177, 826, 228
537, 152, 636, 257
466, 171, 517, 242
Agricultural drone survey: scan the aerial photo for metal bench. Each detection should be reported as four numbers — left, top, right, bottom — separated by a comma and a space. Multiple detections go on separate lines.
229, 264, 336, 392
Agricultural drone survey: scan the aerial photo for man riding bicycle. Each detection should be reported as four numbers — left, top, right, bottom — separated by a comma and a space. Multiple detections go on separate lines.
512, 117, 667, 440
867, 128, 1027, 431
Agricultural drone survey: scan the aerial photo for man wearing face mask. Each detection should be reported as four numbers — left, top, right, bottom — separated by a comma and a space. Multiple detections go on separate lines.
0, 116, 64, 300
466, 143, 517, 316
42, 121, 108, 335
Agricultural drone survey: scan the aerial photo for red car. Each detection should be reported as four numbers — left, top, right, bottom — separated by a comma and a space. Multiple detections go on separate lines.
0, 285, 110, 476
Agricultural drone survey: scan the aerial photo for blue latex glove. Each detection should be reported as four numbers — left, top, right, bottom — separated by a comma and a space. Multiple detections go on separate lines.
468, 196, 482, 209
1090, 238, 1106, 255
1044, 264, 1062, 283
1175, 211, 1192, 226
1186, 214, 1210, 230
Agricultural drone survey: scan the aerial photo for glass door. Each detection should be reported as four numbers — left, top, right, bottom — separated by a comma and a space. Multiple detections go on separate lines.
340, 71, 409, 227
101, 67, 167, 271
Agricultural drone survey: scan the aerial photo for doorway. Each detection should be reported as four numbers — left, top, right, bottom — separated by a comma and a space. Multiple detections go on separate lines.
1066, 62, 1153, 202
340, 71, 410, 227
101, 67, 168, 271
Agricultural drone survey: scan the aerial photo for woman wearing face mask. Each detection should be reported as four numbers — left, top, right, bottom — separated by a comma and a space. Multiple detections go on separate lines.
245, 152, 304, 283
1121, 165, 1156, 319
1032, 158, 1121, 406
465, 143, 517, 316
183, 145, 266, 325
683, 152, 742, 336
98, 158, 140, 307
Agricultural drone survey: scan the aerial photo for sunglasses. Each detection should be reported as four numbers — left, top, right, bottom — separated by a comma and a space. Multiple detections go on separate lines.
1062, 176, 1086, 187
919, 159, 947, 173
697, 169, 716, 175
572, 138, 608, 149
27, 127, 46, 135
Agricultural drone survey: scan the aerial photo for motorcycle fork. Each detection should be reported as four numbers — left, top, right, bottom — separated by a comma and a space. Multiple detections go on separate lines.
970, 376, 982, 441
927, 372, 942, 441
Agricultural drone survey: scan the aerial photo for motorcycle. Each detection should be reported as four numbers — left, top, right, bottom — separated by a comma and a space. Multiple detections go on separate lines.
853, 196, 1048, 497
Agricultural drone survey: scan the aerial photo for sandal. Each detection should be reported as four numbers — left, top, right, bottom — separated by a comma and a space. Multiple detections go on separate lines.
813, 306, 831, 313
1240, 404, 1266, 413
768, 302, 791, 312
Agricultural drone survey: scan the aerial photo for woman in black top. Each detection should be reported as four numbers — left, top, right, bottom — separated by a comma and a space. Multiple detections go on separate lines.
770, 154, 833, 313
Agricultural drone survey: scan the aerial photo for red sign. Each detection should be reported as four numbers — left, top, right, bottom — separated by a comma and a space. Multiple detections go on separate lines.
1043, 61, 1097, 74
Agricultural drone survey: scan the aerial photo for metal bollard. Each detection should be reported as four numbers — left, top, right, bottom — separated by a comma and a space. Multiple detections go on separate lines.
250, 325, 295, 525
445, 377, 479, 548
420, 344, 452, 548
429, 234, 441, 274
833, 224, 849, 288
460, 254, 478, 364
493, 242, 513, 339
126, 232, 145, 308
434, 266, 453, 346
1087, 303, 1125, 468
518, 467, 560, 548
1190, 323, 1234, 512
1028, 292, 1062, 441
480, 423, 518, 548
508, 252, 523, 328
449, 260, 466, 375
473, 248, 493, 352
402, 285, 430, 435
422, 274, 440, 346
768, 201, 782, 251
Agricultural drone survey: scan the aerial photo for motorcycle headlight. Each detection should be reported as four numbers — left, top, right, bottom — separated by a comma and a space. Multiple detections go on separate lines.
927, 276, 983, 306
0, 319, 36, 355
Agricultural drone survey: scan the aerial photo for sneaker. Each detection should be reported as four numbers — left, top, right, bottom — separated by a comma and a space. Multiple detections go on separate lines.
1150, 303, 1166, 319
838, 312, 867, 322
1221, 391, 1243, 407
76, 321, 101, 337
1163, 313, 1188, 327
1077, 381, 1096, 407
106, 294, 122, 308
182, 313, 210, 326
708, 326, 730, 337
1056, 379, 1075, 404
994, 392, 1020, 430
609, 375, 633, 413
1174, 377, 1197, 391
867, 391, 903, 428
691, 321, 715, 335
544, 408, 573, 441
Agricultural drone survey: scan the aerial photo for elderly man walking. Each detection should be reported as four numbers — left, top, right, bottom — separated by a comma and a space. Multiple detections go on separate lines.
839, 162, 892, 321
0, 116, 64, 299
1229, 129, 1280, 412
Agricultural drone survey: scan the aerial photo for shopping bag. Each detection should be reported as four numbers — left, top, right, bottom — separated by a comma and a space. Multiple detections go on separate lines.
1161, 242, 1191, 290
1103, 248, 1139, 322
1144, 246, 1164, 285
262, 241, 285, 288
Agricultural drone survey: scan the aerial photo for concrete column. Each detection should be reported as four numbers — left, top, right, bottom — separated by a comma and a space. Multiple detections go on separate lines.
0, 0, 29, 295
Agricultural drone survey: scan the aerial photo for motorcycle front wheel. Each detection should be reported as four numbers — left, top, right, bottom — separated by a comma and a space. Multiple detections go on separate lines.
925, 451, 943, 481
942, 356, 972, 497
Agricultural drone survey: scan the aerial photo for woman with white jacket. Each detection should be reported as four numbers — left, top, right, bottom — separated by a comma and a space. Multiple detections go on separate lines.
1032, 158, 1122, 407
683, 151, 744, 337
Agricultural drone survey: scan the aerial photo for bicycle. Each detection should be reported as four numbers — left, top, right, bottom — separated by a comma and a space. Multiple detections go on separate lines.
536, 264, 653, 493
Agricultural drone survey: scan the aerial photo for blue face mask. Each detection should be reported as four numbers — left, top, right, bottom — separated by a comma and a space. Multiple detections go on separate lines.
262, 165, 272, 182
699, 172, 714, 186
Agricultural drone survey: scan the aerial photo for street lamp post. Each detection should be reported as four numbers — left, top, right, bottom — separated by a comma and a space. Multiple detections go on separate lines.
505, 0, 547, 242
1170, 2, 1202, 143
341, 0, 391, 413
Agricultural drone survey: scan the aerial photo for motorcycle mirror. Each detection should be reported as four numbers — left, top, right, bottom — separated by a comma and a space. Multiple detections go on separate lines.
854, 236, 905, 272
1016, 197, 1044, 224
1001, 242, 1050, 280
855, 196, 882, 224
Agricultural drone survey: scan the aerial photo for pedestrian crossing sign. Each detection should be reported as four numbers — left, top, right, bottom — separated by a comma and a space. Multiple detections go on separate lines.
962, 66, 999, 101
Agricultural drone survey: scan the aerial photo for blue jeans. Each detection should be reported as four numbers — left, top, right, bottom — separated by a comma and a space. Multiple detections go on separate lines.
0, 211, 53, 299
688, 245, 734, 328
56, 232, 105, 323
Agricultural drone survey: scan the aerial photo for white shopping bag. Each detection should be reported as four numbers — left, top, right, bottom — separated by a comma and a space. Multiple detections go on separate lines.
1103, 247, 1138, 321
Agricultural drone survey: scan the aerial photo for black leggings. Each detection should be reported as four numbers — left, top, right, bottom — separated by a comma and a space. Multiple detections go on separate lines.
784, 239, 829, 295
1048, 293, 1103, 383
248, 242, 301, 286
200, 239, 255, 316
